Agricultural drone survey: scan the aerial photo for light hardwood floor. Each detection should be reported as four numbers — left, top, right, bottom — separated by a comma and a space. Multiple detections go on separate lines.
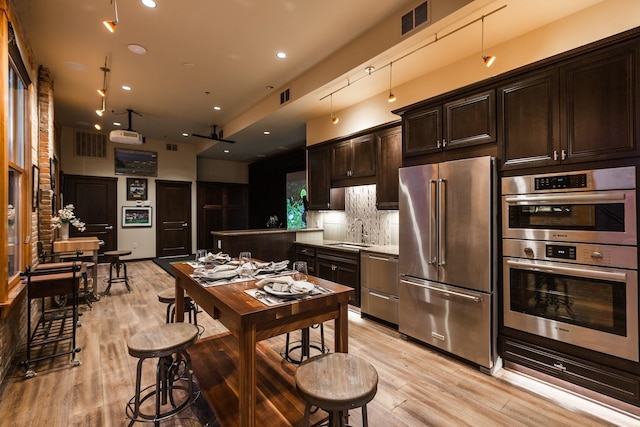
1, 260, 638, 426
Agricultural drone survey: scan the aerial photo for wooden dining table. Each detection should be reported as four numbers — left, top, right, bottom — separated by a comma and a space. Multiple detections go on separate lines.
171, 262, 354, 427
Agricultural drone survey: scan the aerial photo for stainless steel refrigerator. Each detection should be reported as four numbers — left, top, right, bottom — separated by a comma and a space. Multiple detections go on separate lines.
398, 156, 497, 372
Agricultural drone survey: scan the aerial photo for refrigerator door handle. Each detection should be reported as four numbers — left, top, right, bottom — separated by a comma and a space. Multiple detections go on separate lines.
438, 178, 446, 266
400, 279, 482, 302
429, 179, 438, 265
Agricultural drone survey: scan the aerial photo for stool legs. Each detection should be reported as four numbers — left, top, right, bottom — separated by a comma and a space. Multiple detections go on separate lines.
282, 323, 328, 364
126, 349, 198, 426
105, 257, 131, 296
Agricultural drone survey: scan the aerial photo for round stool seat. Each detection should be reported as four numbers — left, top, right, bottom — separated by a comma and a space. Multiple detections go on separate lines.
105, 250, 132, 257
157, 288, 192, 304
296, 353, 378, 426
128, 323, 198, 359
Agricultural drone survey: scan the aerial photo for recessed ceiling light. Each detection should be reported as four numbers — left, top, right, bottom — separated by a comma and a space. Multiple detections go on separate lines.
122, 85, 132, 91
183, 62, 195, 68
128, 44, 147, 55
182, 133, 189, 137
94, 124, 102, 130
266, 85, 274, 90
213, 106, 221, 111
263, 131, 270, 135
276, 52, 287, 59
113, 122, 121, 126
223, 149, 230, 153
141, 0, 157, 8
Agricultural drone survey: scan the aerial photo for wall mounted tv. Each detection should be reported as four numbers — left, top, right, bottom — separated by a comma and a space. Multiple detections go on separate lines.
114, 148, 157, 177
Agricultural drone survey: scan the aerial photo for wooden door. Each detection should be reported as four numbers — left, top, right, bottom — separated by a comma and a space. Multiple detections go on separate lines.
156, 180, 191, 258
62, 175, 117, 253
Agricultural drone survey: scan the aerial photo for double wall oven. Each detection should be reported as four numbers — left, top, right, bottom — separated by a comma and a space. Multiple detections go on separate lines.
502, 166, 639, 362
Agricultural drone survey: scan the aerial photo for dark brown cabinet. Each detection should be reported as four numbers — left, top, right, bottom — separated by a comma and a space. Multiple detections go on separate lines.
331, 134, 376, 182
376, 126, 402, 209
402, 89, 496, 158
501, 40, 640, 169
316, 248, 360, 307
196, 182, 248, 250
294, 244, 317, 276
499, 70, 560, 168
307, 146, 345, 210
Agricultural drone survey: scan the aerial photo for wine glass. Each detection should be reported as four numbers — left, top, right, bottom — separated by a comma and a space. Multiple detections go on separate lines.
239, 251, 253, 278
292, 261, 308, 281
196, 249, 207, 262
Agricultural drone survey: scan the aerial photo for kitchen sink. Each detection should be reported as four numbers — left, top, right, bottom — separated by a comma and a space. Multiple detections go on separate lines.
328, 242, 373, 249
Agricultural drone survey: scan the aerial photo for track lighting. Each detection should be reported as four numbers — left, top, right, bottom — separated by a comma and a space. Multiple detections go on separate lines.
103, 0, 119, 33
388, 62, 396, 103
97, 57, 110, 97
481, 16, 496, 68
330, 94, 339, 124
96, 98, 106, 116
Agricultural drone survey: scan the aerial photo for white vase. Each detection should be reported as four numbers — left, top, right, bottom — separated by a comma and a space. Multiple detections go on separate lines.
60, 222, 70, 240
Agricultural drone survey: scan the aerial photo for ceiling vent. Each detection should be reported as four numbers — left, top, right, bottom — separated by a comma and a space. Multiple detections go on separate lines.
280, 88, 290, 105
401, 1, 430, 36
75, 130, 107, 158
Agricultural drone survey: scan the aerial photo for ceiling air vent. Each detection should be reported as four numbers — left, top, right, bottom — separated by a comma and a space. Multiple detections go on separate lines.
74, 130, 107, 158
401, 1, 430, 36
280, 88, 290, 105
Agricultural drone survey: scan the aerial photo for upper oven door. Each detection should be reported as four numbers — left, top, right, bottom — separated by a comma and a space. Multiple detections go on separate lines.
502, 189, 636, 245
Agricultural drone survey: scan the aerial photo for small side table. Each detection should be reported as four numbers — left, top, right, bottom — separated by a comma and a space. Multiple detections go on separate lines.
104, 250, 132, 295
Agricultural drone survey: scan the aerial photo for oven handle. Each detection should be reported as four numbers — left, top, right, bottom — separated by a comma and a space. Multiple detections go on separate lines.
400, 279, 481, 302
506, 259, 628, 281
504, 192, 627, 204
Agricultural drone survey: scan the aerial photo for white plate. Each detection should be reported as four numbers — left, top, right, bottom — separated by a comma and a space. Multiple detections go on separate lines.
195, 269, 238, 280
264, 281, 314, 298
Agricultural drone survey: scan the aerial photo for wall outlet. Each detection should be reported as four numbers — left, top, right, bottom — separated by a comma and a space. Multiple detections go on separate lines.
133, 242, 137, 249
217, 239, 222, 249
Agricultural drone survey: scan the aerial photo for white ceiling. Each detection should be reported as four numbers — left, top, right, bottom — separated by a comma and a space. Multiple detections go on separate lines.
12, 0, 605, 162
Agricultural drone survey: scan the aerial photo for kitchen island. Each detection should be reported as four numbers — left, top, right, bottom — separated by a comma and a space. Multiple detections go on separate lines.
211, 228, 323, 263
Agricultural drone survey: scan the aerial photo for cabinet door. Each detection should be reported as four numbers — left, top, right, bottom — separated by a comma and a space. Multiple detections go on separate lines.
335, 262, 360, 307
403, 104, 442, 157
376, 126, 402, 209
307, 146, 331, 210
499, 71, 560, 169
561, 42, 639, 163
331, 140, 352, 180
350, 134, 376, 178
444, 89, 496, 150
316, 258, 335, 282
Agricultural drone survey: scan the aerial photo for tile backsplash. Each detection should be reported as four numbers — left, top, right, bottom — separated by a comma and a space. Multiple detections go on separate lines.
307, 184, 399, 245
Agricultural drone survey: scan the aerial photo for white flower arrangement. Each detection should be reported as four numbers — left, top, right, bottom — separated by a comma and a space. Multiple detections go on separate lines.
8, 204, 15, 225
52, 204, 86, 232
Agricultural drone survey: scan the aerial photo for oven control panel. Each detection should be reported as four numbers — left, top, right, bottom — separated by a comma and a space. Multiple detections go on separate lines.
502, 239, 637, 270
534, 173, 587, 191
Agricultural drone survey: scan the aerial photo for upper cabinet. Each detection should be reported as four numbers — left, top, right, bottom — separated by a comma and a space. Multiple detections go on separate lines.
331, 134, 377, 183
376, 126, 402, 210
307, 145, 345, 210
500, 38, 640, 169
402, 89, 496, 158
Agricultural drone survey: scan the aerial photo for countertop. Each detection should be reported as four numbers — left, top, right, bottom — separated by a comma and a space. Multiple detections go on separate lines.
294, 239, 399, 256
211, 228, 323, 236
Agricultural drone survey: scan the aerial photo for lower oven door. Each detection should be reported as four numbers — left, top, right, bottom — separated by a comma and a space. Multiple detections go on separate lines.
504, 257, 639, 362
399, 276, 494, 370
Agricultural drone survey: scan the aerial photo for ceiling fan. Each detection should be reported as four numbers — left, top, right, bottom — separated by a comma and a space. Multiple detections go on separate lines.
192, 125, 235, 143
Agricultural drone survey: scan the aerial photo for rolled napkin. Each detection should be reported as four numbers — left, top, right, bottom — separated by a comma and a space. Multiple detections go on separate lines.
255, 275, 293, 288
213, 264, 237, 272
204, 251, 231, 262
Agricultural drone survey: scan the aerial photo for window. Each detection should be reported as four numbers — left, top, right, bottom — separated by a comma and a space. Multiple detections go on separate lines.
4, 23, 31, 301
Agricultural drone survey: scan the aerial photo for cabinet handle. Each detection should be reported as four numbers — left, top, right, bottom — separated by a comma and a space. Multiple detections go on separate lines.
327, 202, 330, 209
105, 225, 113, 230
553, 362, 567, 372
561, 149, 567, 161
437, 140, 441, 149
553, 150, 558, 161
442, 139, 447, 148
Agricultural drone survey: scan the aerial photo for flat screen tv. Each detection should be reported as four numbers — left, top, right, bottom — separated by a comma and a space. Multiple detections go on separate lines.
114, 148, 157, 176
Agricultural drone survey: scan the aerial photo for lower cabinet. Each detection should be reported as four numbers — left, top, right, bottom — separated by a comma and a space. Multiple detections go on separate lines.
360, 252, 398, 325
294, 245, 316, 276
501, 337, 640, 406
316, 248, 360, 307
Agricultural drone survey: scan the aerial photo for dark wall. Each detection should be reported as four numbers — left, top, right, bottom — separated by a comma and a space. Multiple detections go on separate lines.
248, 147, 306, 228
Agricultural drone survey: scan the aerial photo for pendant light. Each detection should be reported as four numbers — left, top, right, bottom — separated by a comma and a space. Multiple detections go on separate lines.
481, 16, 496, 67
96, 98, 106, 117
387, 62, 396, 103
330, 93, 339, 124
103, 0, 119, 33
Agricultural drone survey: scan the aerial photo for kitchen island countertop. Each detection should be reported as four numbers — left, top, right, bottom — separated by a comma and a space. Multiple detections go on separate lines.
211, 228, 323, 236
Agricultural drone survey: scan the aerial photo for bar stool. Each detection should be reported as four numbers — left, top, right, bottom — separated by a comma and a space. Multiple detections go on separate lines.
104, 250, 132, 295
295, 353, 378, 427
157, 288, 199, 325
281, 323, 329, 364
125, 323, 200, 426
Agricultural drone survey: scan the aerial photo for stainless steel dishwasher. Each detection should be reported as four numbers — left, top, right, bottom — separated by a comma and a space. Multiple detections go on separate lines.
360, 251, 399, 325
